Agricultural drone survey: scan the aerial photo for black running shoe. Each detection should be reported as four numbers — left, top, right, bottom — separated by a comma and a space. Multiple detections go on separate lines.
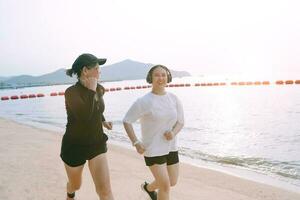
67, 192, 75, 199
141, 182, 157, 200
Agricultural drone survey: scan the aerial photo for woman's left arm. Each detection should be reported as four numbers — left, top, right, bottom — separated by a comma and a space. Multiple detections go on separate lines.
96, 85, 113, 130
164, 95, 185, 140
164, 121, 184, 140
103, 121, 113, 130
173, 95, 184, 135
171, 121, 184, 136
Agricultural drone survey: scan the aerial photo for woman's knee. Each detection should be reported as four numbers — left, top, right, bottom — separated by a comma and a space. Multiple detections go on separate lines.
96, 185, 112, 197
170, 178, 178, 187
68, 181, 82, 191
158, 180, 170, 192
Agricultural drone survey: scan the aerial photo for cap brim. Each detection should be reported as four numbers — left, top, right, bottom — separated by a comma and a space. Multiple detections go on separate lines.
97, 58, 107, 65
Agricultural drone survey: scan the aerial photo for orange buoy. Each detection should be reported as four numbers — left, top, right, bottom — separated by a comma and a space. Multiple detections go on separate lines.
50, 92, 58, 96
10, 95, 19, 100
58, 92, 65, 96
37, 93, 45, 97
276, 80, 284, 85
1, 96, 9, 101
262, 81, 270, 85
285, 80, 294, 84
20, 94, 28, 99
29, 94, 36, 98
295, 80, 300, 84
254, 81, 261, 85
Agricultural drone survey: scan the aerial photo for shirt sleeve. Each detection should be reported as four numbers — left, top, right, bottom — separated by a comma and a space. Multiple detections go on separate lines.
175, 96, 184, 124
101, 114, 106, 122
97, 85, 106, 122
65, 88, 96, 123
123, 98, 147, 123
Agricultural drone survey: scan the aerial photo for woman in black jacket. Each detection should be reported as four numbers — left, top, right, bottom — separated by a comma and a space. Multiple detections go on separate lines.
60, 53, 114, 200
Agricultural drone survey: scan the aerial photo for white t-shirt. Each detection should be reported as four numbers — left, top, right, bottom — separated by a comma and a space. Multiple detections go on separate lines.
123, 92, 184, 157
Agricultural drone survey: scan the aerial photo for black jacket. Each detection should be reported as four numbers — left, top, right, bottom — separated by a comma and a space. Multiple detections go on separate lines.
63, 81, 106, 145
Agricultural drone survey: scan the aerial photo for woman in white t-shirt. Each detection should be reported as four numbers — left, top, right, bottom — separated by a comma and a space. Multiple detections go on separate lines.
123, 65, 184, 200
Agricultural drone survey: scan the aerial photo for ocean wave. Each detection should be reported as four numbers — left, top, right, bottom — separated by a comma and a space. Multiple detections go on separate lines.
179, 147, 300, 181
30, 119, 64, 127
182, 126, 205, 132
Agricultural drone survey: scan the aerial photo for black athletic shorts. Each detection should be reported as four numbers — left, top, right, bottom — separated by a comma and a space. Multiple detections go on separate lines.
144, 151, 179, 166
60, 133, 108, 167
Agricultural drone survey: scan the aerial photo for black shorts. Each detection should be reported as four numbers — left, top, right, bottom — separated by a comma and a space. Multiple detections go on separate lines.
60, 134, 108, 167
144, 151, 179, 166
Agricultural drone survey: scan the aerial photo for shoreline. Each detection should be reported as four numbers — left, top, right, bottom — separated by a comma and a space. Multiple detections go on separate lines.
105, 139, 300, 194
1, 116, 300, 193
0, 117, 300, 199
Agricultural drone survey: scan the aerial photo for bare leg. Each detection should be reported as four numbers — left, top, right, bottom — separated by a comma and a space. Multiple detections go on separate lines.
147, 180, 158, 192
88, 153, 114, 200
167, 163, 179, 187
64, 163, 84, 199
147, 163, 179, 191
149, 164, 170, 200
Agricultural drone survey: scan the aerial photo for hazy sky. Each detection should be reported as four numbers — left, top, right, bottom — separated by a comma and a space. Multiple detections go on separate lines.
1, 0, 299, 78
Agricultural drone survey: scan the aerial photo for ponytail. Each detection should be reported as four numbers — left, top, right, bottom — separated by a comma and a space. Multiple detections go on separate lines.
66, 68, 74, 77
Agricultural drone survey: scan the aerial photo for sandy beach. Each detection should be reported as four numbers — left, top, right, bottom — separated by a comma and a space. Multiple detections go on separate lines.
0, 117, 299, 200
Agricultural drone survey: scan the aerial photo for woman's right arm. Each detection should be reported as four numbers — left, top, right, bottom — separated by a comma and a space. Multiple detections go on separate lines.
123, 98, 147, 154
65, 88, 96, 123
123, 122, 139, 145
123, 122, 145, 154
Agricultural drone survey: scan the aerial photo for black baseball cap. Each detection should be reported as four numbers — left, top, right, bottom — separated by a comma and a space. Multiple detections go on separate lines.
72, 53, 107, 72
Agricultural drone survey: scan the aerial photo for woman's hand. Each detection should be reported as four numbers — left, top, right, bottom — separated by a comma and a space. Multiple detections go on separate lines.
80, 77, 98, 91
102, 121, 113, 130
164, 130, 174, 141
135, 143, 146, 154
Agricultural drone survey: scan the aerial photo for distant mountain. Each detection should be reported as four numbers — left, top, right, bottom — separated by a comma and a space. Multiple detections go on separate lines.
0, 76, 9, 82
3, 69, 77, 87
101, 59, 190, 81
100, 59, 152, 81
1, 59, 191, 88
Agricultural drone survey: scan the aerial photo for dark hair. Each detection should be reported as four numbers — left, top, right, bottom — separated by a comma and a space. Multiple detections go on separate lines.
66, 53, 106, 78
146, 65, 172, 84
66, 68, 75, 77
66, 63, 97, 78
